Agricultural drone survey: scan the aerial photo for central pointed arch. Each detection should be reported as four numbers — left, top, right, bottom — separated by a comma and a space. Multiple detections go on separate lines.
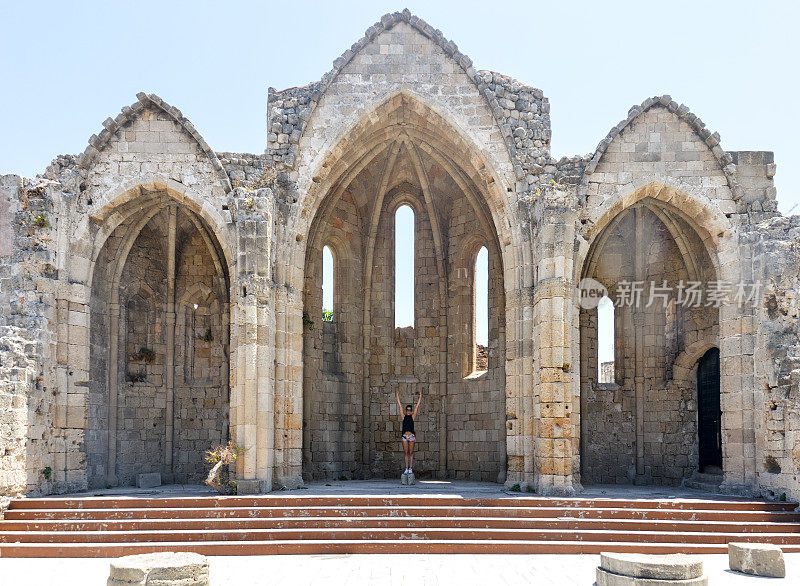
299, 92, 514, 481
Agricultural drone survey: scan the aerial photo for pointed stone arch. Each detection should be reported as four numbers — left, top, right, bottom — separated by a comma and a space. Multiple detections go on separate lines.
297, 89, 512, 481
576, 180, 754, 491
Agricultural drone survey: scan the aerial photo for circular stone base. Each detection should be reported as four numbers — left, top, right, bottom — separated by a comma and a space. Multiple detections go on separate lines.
108, 552, 209, 586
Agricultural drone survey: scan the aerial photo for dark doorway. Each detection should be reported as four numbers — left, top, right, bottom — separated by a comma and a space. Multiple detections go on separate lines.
697, 348, 722, 471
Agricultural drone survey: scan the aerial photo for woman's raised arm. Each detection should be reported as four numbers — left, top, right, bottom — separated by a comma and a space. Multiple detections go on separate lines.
413, 387, 423, 418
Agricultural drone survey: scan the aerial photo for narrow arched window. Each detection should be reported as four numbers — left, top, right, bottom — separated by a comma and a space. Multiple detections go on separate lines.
597, 295, 615, 383
394, 205, 415, 328
322, 245, 334, 322
474, 246, 489, 372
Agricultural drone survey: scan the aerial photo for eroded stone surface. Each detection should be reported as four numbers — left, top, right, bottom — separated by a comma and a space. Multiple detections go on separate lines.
728, 542, 786, 578
135, 473, 161, 489
600, 552, 703, 580
108, 552, 209, 586
596, 567, 708, 586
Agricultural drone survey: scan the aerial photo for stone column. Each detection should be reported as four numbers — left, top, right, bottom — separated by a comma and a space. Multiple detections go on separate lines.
533, 277, 579, 495
106, 302, 120, 486
531, 198, 581, 495
229, 191, 278, 493
633, 207, 645, 479
163, 206, 177, 483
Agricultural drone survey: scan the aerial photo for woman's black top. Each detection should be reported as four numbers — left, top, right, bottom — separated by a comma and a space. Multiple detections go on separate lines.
402, 414, 415, 434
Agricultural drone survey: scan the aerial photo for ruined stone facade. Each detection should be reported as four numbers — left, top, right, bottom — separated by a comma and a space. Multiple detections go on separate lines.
1, 10, 799, 499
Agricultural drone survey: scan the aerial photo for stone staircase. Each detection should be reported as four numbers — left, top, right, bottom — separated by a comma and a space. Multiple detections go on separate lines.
1, 494, 799, 557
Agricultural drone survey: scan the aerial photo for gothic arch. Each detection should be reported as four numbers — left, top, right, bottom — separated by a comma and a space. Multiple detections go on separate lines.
75, 178, 234, 289
299, 91, 509, 481
291, 10, 529, 184
291, 92, 523, 292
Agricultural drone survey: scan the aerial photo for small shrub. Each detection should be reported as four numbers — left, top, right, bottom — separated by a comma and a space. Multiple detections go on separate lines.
205, 441, 246, 495
302, 311, 314, 330
42, 466, 52, 480
322, 309, 334, 322
509, 483, 521, 492
32, 214, 49, 228
780, 492, 787, 502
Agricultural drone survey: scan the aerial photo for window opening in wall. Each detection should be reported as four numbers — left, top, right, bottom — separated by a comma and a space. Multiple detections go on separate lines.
322, 245, 334, 322
597, 294, 615, 383
395, 205, 415, 328
474, 246, 489, 372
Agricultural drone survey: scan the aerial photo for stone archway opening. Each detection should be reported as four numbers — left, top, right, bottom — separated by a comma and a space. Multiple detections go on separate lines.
301, 97, 507, 482
579, 195, 719, 486
87, 191, 230, 488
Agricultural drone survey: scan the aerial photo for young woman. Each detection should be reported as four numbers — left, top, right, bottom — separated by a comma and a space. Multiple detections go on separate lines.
396, 388, 422, 474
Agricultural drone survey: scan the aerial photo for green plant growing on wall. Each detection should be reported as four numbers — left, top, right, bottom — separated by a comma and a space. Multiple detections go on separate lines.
322, 309, 334, 322
205, 441, 246, 495
42, 466, 52, 480
32, 214, 49, 228
302, 311, 315, 330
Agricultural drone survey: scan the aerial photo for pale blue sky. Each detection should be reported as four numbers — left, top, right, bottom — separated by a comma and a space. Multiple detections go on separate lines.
1, 0, 797, 214
2, 1, 795, 357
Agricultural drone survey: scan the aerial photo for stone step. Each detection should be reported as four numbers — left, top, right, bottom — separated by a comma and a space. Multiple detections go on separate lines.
1, 539, 799, 558
3, 494, 797, 557
2, 527, 800, 545
9, 495, 794, 512
6, 506, 797, 523
3, 516, 799, 533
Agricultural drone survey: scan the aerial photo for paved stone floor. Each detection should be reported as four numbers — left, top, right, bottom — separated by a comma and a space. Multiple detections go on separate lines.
0, 553, 797, 585
51, 479, 777, 502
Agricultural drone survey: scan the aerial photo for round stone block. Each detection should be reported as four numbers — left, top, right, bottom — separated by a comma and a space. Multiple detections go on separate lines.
108, 552, 209, 586
728, 542, 786, 578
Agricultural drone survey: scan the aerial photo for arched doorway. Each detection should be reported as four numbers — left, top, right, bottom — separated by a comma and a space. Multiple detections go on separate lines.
301, 96, 507, 482
87, 191, 230, 488
697, 347, 722, 472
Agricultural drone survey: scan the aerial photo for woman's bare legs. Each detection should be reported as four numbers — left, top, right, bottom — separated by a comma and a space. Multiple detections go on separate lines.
408, 441, 414, 471
402, 439, 411, 470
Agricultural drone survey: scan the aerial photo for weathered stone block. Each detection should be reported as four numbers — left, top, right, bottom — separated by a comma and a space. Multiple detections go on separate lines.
401, 472, 415, 485
236, 478, 263, 494
596, 567, 707, 586
728, 542, 785, 578
135, 472, 161, 489
600, 553, 703, 580
108, 552, 208, 586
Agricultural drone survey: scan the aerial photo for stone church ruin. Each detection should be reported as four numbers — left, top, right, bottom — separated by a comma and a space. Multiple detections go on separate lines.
1, 10, 799, 501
